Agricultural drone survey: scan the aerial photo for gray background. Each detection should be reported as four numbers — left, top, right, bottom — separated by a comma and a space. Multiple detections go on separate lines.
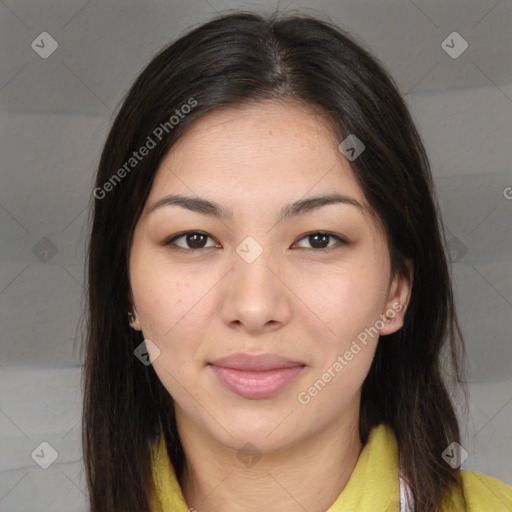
0, 0, 511, 510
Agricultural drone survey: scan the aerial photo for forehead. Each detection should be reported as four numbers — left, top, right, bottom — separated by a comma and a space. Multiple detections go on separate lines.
144, 101, 382, 235
174, 100, 339, 149
151, 101, 358, 196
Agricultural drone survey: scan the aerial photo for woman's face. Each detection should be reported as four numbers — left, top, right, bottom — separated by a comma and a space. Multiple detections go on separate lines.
128, 101, 411, 452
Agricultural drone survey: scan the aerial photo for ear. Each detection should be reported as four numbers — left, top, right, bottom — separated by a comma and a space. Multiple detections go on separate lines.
128, 299, 142, 331
379, 258, 413, 336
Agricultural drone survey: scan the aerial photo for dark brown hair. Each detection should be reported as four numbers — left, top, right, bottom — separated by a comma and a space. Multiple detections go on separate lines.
82, 9, 469, 511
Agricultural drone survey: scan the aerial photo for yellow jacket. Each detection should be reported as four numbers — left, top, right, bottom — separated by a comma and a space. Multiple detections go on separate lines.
149, 424, 512, 511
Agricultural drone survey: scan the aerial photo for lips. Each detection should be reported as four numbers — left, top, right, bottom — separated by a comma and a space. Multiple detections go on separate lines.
209, 352, 305, 371
208, 352, 306, 399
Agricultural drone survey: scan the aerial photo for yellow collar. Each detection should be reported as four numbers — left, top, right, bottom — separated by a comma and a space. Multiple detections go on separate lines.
149, 423, 400, 511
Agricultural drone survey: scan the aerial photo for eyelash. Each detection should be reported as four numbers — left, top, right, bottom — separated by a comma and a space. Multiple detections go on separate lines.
162, 230, 348, 252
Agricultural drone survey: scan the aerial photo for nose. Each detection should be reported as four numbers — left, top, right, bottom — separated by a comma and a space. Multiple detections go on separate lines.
220, 243, 292, 335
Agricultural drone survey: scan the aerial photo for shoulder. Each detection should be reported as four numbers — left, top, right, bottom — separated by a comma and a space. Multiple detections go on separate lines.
457, 470, 512, 511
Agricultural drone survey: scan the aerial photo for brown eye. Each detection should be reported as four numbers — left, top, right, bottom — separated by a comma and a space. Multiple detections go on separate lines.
164, 231, 217, 250
294, 231, 347, 250
163, 230, 347, 252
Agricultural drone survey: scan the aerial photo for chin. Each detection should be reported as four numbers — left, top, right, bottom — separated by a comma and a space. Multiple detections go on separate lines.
219, 429, 298, 455
209, 411, 304, 451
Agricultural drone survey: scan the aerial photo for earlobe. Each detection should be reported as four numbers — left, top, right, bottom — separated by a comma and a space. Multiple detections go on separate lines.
127, 290, 142, 330
128, 309, 142, 331
380, 259, 414, 336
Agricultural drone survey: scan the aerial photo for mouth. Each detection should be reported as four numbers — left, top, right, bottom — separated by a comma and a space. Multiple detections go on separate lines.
208, 352, 306, 399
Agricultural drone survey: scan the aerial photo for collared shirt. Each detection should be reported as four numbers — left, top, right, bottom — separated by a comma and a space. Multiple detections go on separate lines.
149, 423, 512, 511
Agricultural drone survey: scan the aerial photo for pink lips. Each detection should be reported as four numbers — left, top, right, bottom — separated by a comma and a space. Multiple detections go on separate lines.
208, 352, 306, 399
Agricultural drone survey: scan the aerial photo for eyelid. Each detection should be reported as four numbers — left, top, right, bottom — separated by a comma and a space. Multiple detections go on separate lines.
163, 230, 219, 248
163, 230, 348, 251
293, 231, 348, 249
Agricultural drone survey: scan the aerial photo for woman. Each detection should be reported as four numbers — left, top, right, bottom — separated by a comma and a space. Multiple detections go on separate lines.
82, 10, 512, 512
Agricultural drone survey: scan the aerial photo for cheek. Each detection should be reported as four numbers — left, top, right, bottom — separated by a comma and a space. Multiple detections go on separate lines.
131, 252, 212, 341
323, 347, 377, 410
129, 260, 219, 404
298, 263, 386, 345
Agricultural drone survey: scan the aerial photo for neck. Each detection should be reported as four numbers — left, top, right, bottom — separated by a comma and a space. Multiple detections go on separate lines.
176, 403, 363, 512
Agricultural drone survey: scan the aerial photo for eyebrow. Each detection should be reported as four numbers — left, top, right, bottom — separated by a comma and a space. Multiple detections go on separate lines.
147, 193, 363, 222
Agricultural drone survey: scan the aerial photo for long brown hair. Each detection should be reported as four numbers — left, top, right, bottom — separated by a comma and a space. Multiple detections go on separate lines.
82, 10, 469, 511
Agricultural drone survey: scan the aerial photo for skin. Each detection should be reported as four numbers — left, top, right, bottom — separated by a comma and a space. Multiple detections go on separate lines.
128, 100, 413, 512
